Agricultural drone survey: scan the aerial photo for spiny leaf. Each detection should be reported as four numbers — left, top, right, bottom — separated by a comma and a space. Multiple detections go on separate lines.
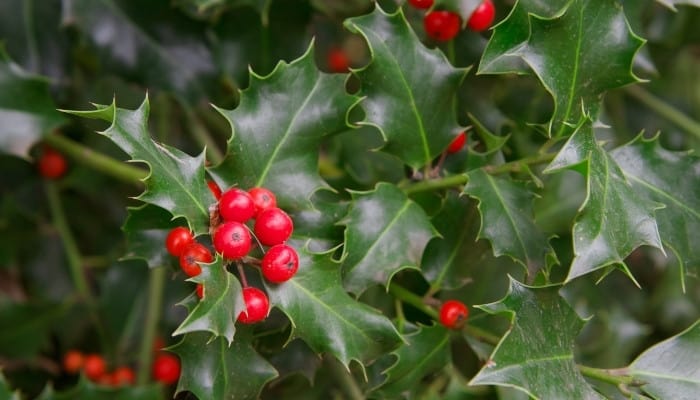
340, 182, 438, 295
172, 331, 278, 400
0, 300, 71, 358
470, 278, 603, 400
464, 169, 554, 278
545, 120, 664, 283
630, 319, 700, 399
63, 97, 215, 235
122, 204, 180, 268
265, 250, 403, 369
211, 43, 356, 210
345, 5, 468, 169
37, 377, 163, 400
0, 371, 21, 400
655, 0, 700, 11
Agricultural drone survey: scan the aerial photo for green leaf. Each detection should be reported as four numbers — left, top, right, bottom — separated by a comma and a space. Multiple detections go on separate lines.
464, 169, 554, 278
470, 278, 603, 400
345, 5, 468, 169
0, 49, 66, 157
211, 43, 356, 210
432, 0, 482, 23
0, 372, 21, 400
630, 319, 700, 399
0, 299, 71, 358
172, 331, 278, 400
611, 135, 700, 285
265, 250, 403, 369
122, 204, 180, 267
545, 120, 664, 283
340, 182, 438, 295
63, 97, 215, 235
37, 377, 163, 400
655, 0, 700, 11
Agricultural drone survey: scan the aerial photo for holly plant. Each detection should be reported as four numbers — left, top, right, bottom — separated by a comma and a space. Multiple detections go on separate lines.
1, 0, 700, 399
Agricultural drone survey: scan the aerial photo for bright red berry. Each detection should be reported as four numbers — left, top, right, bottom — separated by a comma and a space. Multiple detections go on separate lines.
261, 244, 299, 283
328, 48, 350, 73
196, 283, 204, 299
219, 188, 256, 223
248, 187, 277, 216
408, 0, 433, 9
37, 146, 68, 179
254, 207, 293, 246
165, 227, 194, 257
213, 221, 252, 260
83, 354, 106, 381
62, 350, 84, 374
237, 287, 270, 324
179, 242, 213, 277
152, 353, 180, 385
467, 0, 495, 32
447, 132, 467, 154
439, 300, 469, 329
207, 180, 222, 200
111, 366, 135, 386
424, 11, 461, 42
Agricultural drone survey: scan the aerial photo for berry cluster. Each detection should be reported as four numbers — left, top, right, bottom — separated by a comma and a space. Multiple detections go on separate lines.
408, 0, 496, 42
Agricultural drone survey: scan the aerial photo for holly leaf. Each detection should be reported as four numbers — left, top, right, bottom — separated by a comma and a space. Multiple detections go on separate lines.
544, 120, 664, 283
464, 169, 554, 278
433, 0, 482, 23
63, 97, 215, 235
172, 331, 278, 400
470, 278, 603, 400
0, 372, 21, 400
340, 182, 438, 295
630, 319, 700, 399
211, 43, 356, 210
37, 377, 163, 400
0, 49, 66, 157
655, 0, 700, 10
265, 250, 403, 369
611, 135, 700, 285
0, 300, 71, 359
122, 204, 181, 267
345, 5, 468, 169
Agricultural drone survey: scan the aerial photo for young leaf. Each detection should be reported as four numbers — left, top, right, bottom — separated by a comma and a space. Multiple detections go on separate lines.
211, 43, 356, 210
345, 5, 468, 169
63, 98, 215, 235
630, 319, 700, 399
340, 182, 438, 295
172, 331, 278, 400
464, 169, 554, 278
470, 278, 603, 400
265, 250, 403, 369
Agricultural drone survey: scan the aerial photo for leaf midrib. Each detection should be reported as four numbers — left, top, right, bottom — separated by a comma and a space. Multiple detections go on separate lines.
559, 3, 585, 134
624, 173, 700, 220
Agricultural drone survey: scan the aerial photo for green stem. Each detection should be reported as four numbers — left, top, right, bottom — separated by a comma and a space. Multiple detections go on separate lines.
463, 325, 500, 345
484, 151, 556, 175
577, 365, 643, 387
43, 134, 147, 184
624, 84, 700, 140
388, 283, 439, 320
400, 174, 468, 196
326, 356, 364, 400
137, 266, 166, 385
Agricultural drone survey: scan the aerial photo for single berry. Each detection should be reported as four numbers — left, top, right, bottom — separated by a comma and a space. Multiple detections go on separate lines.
447, 132, 467, 154
152, 353, 180, 385
83, 354, 107, 381
328, 48, 350, 73
424, 11, 461, 42
408, 0, 433, 9
165, 227, 194, 257
439, 300, 469, 329
37, 146, 68, 179
207, 180, 222, 200
219, 188, 256, 223
261, 244, 299, 283
179, 242, 213, 277
213, 221, 252, 260
467, 0, 495, 32
248, 187, 277, 216
62, 350, 84, 374
237, 287, 270, 324
111, 366, 135, 386
196, 283, 204, 299
254, 207, 293, 246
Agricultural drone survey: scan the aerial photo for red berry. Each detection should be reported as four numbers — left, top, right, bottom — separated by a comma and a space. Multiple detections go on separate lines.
439, 300, 469, 329
165, 227, 194, 257
254, 208, 293, 246
219, 188, 256, 223
261, 244, 299, 283
467, 0, 495, 32
62, 350, 84, 374
248, 187, 277, 216
408, 0, 433, 9
196, 283, 204, 299
111, 366, 135, 386
37, 146, 68, 179
83, 354, 106, 381
213, 221, 252, 260
207, 180, 222, 200
152, 353, 180, 385
328, 48, 350, 73
424, 11, 461, 42
447, 132, 467, 154
179, 242, 213, 277
237, 287, 270, 324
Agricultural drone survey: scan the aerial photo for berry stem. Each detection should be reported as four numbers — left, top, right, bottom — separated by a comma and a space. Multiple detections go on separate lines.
137, 265, 166, 385
237, 262, 249, 288
624, 84, 700, 140
400, 173, 468, 196
325, 355, 364, 400
577, 365, 644, 388
388, 283, 439, 320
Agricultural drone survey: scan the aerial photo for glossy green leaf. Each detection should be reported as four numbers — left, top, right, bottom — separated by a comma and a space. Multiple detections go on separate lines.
655, 0, 700, 10
265, 250, 403, 369
37, 377, 163, 400
470, 278, 602, 400
630, 319, 700, 399
63, 97, 215, 235
173, 331, 278, 400
345, 5, 468, 169
340, 182, 438, 295
211, 44, 356, 210
545, 121, 664, 282
122, 204, 180, 268
432, 0, 481, 23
